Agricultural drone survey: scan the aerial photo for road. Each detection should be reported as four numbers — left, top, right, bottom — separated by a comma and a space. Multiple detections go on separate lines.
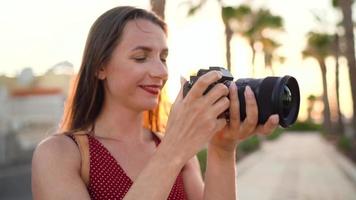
0, 164, 31, 200
237, 132, 356, 200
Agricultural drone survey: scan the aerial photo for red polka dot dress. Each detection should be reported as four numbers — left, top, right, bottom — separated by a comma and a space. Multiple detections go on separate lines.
69, 134, 187, 200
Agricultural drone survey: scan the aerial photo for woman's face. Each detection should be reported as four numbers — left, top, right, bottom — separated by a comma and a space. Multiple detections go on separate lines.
100, 19, 168, 112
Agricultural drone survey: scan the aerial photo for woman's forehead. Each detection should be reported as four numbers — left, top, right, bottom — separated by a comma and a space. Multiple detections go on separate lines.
118, 19, 167, 50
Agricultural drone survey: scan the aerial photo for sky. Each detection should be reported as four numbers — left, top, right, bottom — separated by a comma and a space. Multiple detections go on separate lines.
0, 0, 353, 120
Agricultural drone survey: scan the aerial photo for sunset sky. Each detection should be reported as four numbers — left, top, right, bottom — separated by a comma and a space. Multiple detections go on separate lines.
0, 0, 354, 120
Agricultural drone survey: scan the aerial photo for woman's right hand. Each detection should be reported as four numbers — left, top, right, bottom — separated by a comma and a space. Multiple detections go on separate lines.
161, 70, 230, 163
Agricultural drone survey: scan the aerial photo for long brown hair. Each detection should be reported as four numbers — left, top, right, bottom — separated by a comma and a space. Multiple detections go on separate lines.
60, 6, 168, 134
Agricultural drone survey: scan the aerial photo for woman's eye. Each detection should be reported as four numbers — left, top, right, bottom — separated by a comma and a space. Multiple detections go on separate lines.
134, 57, 147, 62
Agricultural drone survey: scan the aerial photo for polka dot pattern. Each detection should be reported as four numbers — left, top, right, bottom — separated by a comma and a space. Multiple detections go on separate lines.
69, 134, 187, 200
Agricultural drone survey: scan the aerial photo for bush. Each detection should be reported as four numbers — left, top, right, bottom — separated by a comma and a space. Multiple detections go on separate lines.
197, 148, 207, 176
338, 136, 353, 152
266, 127, 284, 140
286, 121, 322, 132
197, 135, 262, 176
238, 135, 261, 153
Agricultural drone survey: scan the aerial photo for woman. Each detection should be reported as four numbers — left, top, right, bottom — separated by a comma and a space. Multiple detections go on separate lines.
31, 6, 279, 200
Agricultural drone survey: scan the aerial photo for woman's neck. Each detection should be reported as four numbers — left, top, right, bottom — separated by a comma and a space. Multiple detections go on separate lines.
93, 101, 149, 143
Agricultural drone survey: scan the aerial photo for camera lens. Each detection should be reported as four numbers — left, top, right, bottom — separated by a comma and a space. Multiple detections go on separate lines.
236, 75, 300, 128
281, 85, 292, 116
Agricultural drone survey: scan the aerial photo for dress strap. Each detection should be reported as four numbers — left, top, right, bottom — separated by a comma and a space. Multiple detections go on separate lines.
66, 131, 90, 187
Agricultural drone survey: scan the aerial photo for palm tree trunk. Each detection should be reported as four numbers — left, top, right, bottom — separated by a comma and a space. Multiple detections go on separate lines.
307, 98, 315, 122
224, 25, 232, 72
319, 60, 332, 133
150, 0, 166, 19
334, 33, 344, 134
339, 0, 356, 135
264, 53, 275, 75
222, 12, 232, 72
250, 40, 256, 77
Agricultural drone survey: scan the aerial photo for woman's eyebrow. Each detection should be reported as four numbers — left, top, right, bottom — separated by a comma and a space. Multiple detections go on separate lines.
131, 46, 152, 52
131, 46, 168, 53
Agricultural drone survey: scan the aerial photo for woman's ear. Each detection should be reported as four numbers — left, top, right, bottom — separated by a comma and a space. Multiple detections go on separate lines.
97, 67, 106, 80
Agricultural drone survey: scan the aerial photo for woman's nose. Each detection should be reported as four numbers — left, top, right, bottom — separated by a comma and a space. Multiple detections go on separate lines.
150, 60, 168, 80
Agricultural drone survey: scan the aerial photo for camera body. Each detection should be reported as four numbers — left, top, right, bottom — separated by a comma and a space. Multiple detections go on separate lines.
183, 67, 300, 128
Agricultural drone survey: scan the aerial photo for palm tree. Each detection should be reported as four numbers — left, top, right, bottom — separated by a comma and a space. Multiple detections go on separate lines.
332, 0, 356, 134
188, 2, 284, 75
150, 0, 166, 19
231, 5, 284, 76
261, 37, 285, 75
307, 94, 317, 122
188, 1, 234, 71
311, 11, 345, 134
333, 33, 344, 133
303, 32, 334, 133
221, 6, 237, 71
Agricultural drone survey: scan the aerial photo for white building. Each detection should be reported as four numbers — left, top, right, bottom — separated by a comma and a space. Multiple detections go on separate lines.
0, 69, 73, 164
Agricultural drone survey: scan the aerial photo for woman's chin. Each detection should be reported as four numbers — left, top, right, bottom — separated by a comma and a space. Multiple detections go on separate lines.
140, 101, 159, 111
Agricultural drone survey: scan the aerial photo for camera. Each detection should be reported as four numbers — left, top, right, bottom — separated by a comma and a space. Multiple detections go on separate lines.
183, 67, 300, 128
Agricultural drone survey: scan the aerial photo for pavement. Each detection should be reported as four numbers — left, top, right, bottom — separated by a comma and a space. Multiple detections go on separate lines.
236, 132, 356, 200
0, 163, 32, 200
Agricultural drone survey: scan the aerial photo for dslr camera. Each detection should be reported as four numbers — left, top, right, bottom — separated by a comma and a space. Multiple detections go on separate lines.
183, 67, 300, 128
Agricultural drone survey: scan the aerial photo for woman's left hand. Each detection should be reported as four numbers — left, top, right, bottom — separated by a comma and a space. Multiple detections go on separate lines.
209, 83, 279, 154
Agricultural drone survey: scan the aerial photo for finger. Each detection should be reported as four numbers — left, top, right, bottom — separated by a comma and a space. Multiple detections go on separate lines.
186, 71, 222, 100
175, 76, 188, 101
240, 86, 258, 135
228, 83, 240, 129
213, 118, 227, 135
256, 114, 279, 135
203, 83, 229, 105
210, 97, 230, 118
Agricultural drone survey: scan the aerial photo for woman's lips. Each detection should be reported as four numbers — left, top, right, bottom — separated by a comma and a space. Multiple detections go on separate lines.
140, 85, 161, 95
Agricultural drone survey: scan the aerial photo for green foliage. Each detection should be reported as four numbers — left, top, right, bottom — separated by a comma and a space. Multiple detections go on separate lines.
286, 121, 322, 132
234, 4, 252, 20
197, 135, 262, 176
238, 135, 261, 153
255, 9, 283, 30
308, 94, 317, 101
338, 135, 353, 152
222, 6, 236, 22
266, 127, 284, 140
197, 148, 207, 177
186, 0, 208, 16
332, 0, 356, 7
303, 32, 335, 60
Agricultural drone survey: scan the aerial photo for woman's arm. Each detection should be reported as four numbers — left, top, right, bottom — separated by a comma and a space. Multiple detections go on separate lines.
203, 84, 279, 200
203, 146, 237, 200
124, 71, 228, 200
32, 135, 91, 200
182, 156, 204, 200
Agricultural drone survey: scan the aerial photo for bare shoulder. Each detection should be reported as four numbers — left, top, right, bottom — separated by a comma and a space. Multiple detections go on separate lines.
33, 134, 80, 167
32, 133, 90, 199
33, 130, 88, 163
32, 133, 83, 182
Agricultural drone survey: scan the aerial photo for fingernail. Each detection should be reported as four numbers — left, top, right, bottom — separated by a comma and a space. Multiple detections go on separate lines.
180, 76, 187, 85
230, 83, 236, 90
272, 115, 279, 124
218, 72, 223, 79
245, 86, 253, 98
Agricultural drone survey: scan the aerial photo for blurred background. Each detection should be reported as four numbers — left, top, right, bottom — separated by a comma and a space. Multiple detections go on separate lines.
1, 0, 356, 199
